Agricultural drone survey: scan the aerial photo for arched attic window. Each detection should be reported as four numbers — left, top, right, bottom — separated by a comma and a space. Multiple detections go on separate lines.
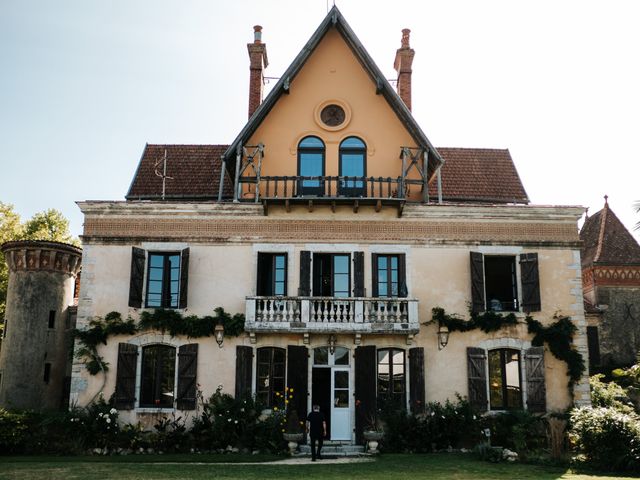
297, 136, 325, 196
339, 136, 366, 196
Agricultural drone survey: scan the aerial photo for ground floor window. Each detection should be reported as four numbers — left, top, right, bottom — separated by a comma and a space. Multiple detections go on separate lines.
256, 347, 286, 407
140, 344, 176, 408
488, 348, 522, 410
377, 348, 405, 409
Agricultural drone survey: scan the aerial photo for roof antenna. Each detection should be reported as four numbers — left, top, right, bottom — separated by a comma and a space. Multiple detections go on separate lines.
154, 149, 174, 200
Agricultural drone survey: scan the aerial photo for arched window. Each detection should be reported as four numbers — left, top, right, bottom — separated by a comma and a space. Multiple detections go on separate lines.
297, 136, 325, 196
488, 348, 522, 410
377, 348, 405, 409
140, 344, 176, 408
256, 347, 286, 407
339, 137, 366, 196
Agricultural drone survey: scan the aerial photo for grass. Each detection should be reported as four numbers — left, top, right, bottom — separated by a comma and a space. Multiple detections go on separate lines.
0, 453, 636, 480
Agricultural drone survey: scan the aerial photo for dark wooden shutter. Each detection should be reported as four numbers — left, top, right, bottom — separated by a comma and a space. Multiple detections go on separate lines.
398, 254, 408, 297
525, 346, 546, 412
299, 251, 311, 296
355, 345, 377, 444
179, 247, 190, 309
176, 343, 198, 410
371, 254, 379, 297
353, 251, 365, 297
520, 253, 541, 313
287, 346, 309, 425
587, 326, 600, 372
467, 347, 488, 412
114, 343, 138, 410
128, 247, 145, 308
235, 346, 253, 399
409, 347, 425, 413
470, 252, 485, 313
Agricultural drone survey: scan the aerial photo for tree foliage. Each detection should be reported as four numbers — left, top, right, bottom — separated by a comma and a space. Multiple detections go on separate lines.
0, 203, 78, 323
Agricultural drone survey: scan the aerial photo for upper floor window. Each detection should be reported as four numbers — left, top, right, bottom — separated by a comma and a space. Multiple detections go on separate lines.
377, 348, 405, 409
313, 253, 350, 297
488, 348, 522, 410
256, 347, 286, 407
298, 136, 325, 196
372, 254, 407, 297
339, 137, 366, 196
140, 344, 176, 408
128, 247, 190, 309
147, 253, 180, 308
470, 252, 540, 313
257, 253, 287, 296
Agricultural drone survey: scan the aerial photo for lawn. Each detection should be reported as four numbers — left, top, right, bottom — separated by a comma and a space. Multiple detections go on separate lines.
0, 453, 634, 480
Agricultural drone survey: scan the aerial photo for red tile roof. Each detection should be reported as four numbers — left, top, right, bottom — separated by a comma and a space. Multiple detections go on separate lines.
430, 148, 529, 204
580, 199, 640, 266
126, 144, 233, 200
126, 144, 528, 204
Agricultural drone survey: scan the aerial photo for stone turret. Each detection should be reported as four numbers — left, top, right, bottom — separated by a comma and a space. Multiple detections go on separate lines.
0, 240, 81, 410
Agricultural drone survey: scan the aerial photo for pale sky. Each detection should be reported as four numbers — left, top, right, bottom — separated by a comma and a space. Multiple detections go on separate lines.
1, 0, 639, 241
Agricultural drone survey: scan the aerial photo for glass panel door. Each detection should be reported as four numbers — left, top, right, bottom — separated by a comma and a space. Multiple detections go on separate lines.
331, 369, 350, 440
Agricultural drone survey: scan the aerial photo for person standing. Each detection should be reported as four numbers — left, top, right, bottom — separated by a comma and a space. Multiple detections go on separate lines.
306, 404, 327, 461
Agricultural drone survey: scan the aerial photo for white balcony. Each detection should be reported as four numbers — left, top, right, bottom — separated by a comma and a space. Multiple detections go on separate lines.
245, 296, 419, 334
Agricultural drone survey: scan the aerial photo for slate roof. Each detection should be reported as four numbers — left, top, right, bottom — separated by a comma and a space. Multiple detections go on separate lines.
126, 144, 232, 200
431, 148, 529, 204
580, 199, 640, 266
126, 144, 528, 204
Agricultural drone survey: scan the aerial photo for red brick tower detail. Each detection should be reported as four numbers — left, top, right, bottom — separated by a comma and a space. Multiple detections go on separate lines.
247, 25, 269, 119
394, 28, 415, 112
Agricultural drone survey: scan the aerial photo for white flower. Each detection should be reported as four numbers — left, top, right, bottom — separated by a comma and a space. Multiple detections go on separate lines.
98, 413, 103, 417
106, 418, 111, 423
234, 420, 238, 424
228, 418, 232, 422
110, 408, 117, 415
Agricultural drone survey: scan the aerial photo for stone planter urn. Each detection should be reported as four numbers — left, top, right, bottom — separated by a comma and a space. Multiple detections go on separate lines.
363, 431, 384, 454
283, 433, 304, 455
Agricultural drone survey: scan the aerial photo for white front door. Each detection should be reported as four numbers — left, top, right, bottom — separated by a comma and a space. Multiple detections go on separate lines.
331, 368, 350, 440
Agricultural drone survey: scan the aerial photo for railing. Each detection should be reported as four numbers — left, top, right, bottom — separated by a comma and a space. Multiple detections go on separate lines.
241, 176, 407, 200
246, 296, 419, 333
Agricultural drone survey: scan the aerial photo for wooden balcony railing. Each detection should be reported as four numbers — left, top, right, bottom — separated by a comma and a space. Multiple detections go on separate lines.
245, 296, 419, 334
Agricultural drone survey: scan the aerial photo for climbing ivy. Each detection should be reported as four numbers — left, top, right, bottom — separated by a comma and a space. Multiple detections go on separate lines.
74, 308, 245, 375
430, 307, 585, 390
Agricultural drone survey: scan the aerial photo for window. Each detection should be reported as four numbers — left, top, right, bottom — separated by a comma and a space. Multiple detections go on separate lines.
256, 347, 285, 407
146, 253, 180, 308
43, 363, 52, 384
297, 136, 325, 196
140, 344, 176, 408
377, 348, 405, 408
48, 310, 56, 329
488, 349, 522, 410
339, 137, 366, 196
372, 254, 407, 297
257, 253, 287, 296
470, 252, 540, 313
313, 253, 350, 297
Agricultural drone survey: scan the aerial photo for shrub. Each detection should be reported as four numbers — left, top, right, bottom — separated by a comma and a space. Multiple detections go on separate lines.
570, 406, 640, 471
590, 374, 634, 413
481, 410, 547, 454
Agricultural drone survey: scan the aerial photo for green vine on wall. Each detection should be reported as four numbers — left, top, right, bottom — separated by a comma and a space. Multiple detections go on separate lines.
430, 307, 585, 390
74, 307, 245, 375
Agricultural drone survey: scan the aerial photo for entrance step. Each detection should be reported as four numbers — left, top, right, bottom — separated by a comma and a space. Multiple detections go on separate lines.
298, 442, 366, 457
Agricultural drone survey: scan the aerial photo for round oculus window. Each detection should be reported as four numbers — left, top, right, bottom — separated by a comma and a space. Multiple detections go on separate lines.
320, 104, 346, 127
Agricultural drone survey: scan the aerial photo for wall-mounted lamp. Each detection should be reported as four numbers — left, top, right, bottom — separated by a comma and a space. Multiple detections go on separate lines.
215, 323, 225, 348
328, 334, 337, 354
437, 323, 449, 350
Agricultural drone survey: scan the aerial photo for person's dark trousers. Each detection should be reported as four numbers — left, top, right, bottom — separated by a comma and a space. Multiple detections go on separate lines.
310, 436, 323, 460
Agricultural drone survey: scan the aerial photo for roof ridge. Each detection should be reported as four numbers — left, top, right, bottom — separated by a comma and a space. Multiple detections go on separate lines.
593, 200, 608, 262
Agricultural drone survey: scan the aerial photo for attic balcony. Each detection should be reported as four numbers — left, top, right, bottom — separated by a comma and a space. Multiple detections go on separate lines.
244, 296, 419, 336
239, 175, 426, 214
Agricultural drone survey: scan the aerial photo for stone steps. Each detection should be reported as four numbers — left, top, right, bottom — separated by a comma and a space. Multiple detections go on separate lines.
297, 442, 366, 457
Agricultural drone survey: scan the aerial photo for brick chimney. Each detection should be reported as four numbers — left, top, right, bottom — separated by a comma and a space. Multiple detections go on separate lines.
394, 28, 415, 111
247, 25, 269, 119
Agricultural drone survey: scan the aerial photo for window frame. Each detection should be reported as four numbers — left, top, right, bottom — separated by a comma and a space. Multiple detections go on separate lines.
372, 253, 407, 298
257, 252, 288, 296
256, 347, 286, 408
139, 344, 177, 409
297, 136, 326, 196
145, 252, 181, 308
312, 253, 351, 298
488, 348, 523, 411
338, 136, 366, 196
376, 347, 406, 409
483, 255, 519, 312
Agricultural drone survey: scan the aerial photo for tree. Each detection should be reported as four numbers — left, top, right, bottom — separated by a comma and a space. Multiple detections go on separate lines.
635, 201, 640, 231
0, 205, 78, 325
